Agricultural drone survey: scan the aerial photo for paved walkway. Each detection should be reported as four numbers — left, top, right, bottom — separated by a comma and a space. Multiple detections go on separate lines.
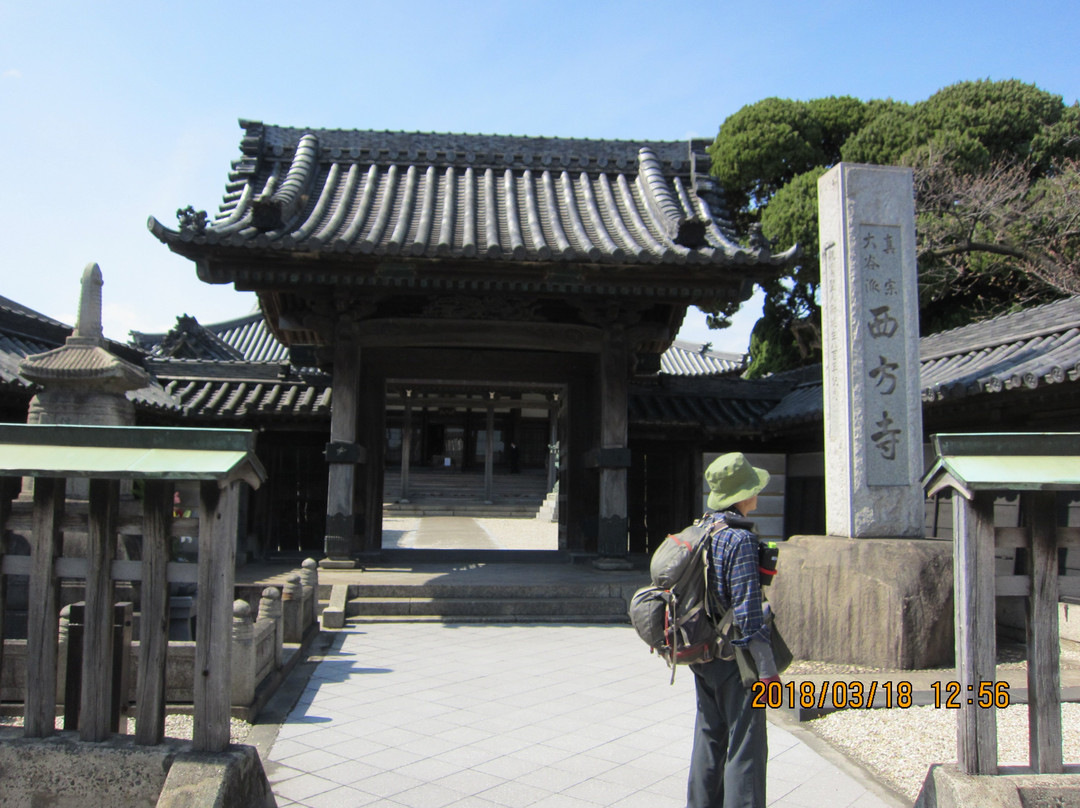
261, 623, 906, 808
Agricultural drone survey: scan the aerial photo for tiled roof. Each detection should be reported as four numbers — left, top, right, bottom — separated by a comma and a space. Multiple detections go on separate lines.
142, 359, 330, 421
160, 375, 332, 421
661, 340, 745, 376
919, 297, 1080, 400
136, 314, 289, 363
149, 121, 796, 269
0, 295, 71, 388
763, 297, 1080, 427
0, 297, 179, 413
138, 314, 747, 377
630, 377, 786, 433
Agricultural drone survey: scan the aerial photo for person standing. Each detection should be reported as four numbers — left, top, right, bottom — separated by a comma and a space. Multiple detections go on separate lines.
687, 452, 779, 808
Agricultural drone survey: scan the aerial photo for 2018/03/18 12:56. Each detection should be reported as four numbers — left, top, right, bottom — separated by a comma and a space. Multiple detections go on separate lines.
750, 680, 1011, 710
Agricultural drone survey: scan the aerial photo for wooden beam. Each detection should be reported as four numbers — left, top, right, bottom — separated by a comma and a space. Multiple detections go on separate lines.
193, 480, 238, 753
135, 480, 172, 745
350, 318, 604, 353
80, 478, 119, 742
953, 491, 998, 775
24, 477, 65, 738
1024, 491, 1063, 773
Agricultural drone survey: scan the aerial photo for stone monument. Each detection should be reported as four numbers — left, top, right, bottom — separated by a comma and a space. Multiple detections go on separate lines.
18, 263, 149, 500
20, 263, 148, 429
766, 164, 953, 670
817, 163, 924, 537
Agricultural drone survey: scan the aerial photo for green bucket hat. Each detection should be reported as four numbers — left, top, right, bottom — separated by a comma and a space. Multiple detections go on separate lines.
705, 452, 770, 511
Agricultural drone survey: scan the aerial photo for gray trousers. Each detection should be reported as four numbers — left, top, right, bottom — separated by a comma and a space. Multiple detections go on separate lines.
686, 657, 767, 808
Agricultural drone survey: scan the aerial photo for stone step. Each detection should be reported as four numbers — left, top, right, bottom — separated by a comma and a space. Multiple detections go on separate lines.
345, 596, 628, 620
384, 507, 544, 520
347, 613, 625, 624
343, 581, 630, 599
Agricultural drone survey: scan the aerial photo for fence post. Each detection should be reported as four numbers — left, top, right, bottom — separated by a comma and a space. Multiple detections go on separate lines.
136, 479, 171, 745
258, 587, 283, 670
282, 574, 303, 644
231, 599, 255, 708
1024, 490, 1063, 773
80, 478, 119, 742
25, 476, 65, 738
300, 558, 318, 634
193, 480, 239, 753
953, 490, 998, 775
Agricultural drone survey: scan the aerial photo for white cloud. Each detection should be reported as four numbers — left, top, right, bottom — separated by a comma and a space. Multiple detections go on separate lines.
2, 69, 22, 80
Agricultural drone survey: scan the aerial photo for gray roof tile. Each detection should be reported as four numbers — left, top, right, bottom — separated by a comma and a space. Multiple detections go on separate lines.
150, 121, 796, 269
661, 340, 745, 376
765, 297, 1080, 426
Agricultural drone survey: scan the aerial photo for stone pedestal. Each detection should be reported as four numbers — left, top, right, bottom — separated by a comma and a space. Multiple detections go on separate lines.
915, 763, 1080, 808
768, 535, 954, 669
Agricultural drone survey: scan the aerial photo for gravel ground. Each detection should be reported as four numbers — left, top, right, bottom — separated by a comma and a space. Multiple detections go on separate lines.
810, 701, 1080, 802
0, 712, 252, 744
801, 644, 1080, 802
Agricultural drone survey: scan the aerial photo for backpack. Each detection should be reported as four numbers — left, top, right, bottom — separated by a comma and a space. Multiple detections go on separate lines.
628, 519, 735, 683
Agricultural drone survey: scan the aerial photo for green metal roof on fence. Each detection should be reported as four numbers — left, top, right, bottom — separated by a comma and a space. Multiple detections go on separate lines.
0, 424, 266, 487
923, 432, 1080, 499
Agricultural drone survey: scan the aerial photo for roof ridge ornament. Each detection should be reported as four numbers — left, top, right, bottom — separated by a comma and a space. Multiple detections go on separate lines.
176, 205, 208, 235
252, 133, 320, 231
637, 147, 706, 248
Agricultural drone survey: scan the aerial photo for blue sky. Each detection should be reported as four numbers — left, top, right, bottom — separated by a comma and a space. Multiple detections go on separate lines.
2, 0, 1078, 350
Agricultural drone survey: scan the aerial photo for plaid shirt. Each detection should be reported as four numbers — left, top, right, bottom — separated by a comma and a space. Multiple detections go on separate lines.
702, 510, 770, 648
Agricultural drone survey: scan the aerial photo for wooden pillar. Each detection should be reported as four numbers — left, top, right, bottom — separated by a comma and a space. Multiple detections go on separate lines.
0, 479, 13, 687
484, 398, 495, 504
953, 491, 998, 775
24, 476, 64, 738
194, 480, 239, 753
595, 332, 630, 566
1024, 490, 1063, 773
80, 478, 119, 742
360, 372, 383, 555
136, 480, 172, 745
547, 394, 558, 492
324, 336, 361, 563
399, 391, 412, 503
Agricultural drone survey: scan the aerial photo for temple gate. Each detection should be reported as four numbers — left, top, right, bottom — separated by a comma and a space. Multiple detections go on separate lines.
152, 122, 792, 566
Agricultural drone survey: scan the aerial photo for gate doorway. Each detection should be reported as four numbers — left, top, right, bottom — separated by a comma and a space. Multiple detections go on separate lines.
381, 383, 561, 553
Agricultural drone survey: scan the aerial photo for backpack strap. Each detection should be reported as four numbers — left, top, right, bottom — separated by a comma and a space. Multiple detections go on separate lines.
701, 516, 739, 661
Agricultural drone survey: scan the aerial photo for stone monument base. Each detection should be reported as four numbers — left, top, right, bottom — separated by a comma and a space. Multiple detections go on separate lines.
768, 535, 953, 669
915, 763, 1080, 808
0, 733, 276, 807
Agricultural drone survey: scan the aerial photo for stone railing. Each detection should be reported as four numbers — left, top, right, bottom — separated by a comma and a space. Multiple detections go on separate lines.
2, 560, 319, 715
231, 562, 319, 710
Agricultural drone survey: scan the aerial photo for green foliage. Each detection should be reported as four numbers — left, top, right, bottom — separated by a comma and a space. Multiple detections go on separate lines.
708, 96, 866, 226
702, 79, 1080, 376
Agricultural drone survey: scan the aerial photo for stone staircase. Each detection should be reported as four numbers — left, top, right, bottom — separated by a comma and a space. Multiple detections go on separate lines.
326, 579, 632, 624
318, 562, 645, 627
383, 468, 550, 518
